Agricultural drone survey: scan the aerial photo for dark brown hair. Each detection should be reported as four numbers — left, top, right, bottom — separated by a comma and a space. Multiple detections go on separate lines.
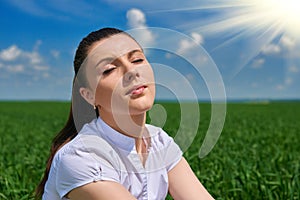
35, 27, 124, 199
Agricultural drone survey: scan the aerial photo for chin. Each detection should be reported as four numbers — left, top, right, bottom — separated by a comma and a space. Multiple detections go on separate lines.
129, 101, 153, 115
128, 95, 155, 115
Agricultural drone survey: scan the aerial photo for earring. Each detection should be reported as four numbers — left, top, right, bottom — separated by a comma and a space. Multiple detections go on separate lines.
94, 105, 99, 118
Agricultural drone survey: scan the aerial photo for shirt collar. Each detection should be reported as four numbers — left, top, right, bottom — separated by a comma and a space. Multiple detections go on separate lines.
96, 117, 136, 152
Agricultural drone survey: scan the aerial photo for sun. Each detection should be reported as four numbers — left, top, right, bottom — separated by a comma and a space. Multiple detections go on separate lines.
253, 0, 300, 36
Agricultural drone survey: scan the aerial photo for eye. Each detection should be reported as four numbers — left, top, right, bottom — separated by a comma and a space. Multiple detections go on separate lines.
132, 58, 144, 63
102, 67, 116, 75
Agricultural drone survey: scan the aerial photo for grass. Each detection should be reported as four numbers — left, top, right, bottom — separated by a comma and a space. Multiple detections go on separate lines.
0, 101, 299, 199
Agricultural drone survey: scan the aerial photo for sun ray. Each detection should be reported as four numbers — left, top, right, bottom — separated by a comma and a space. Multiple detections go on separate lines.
148, 1, 255, 13
162, 0, 299, 79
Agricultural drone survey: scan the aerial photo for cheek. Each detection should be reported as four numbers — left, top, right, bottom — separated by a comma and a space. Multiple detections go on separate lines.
149, 84, 156, 102
95, 77, 123, 109
143, 66, 156, 97
151, 84, 156, 96
95, 81, 113, 107
85, 69, 99, 90
140, 64, 154, 80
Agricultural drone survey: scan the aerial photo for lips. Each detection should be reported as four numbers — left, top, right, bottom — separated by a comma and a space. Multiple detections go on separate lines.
126, 85, 147, 96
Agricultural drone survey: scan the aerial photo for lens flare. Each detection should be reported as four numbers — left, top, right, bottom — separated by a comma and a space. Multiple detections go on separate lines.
253, 0, 300, 36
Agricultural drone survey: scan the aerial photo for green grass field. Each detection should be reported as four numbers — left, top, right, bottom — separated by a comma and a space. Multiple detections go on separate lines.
0, 101, 299, 199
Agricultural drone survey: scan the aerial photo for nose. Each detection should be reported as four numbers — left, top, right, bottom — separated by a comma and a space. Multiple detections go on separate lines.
124, 68, 140, 83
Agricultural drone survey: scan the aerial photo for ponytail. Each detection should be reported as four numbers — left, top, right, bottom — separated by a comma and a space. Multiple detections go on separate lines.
35, 105, 77, 199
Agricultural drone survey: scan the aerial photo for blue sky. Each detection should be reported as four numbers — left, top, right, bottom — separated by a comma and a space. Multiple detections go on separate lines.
0, 0, 299, 100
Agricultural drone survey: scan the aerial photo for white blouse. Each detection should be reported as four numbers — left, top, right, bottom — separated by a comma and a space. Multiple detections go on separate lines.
43, 117, 182, 200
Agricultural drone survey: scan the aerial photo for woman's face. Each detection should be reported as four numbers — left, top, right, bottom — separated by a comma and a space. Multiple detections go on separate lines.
82, 33, 155, 117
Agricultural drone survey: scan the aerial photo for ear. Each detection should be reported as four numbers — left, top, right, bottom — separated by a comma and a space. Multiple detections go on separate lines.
79, 87, 95, 106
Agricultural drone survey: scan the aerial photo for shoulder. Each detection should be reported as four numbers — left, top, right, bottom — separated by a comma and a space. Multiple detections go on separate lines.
146, 124, 183, 171
55, 119, 122, 167
54, 133, 123, 174
51, 134, 123, 198
146, 124, 175, 147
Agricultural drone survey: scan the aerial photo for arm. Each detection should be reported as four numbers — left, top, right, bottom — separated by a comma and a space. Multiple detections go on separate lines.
68, 181, 137, 200
168, 157, 214, 200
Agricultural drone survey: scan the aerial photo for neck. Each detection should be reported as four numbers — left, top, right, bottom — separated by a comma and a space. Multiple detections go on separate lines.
100, 110, 146, 138
100, 110, 150, 162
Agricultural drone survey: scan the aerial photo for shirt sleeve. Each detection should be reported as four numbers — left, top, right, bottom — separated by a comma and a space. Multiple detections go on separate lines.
147, 125, 183, 172
54, 135, 122, 198
161, 130, 183, 172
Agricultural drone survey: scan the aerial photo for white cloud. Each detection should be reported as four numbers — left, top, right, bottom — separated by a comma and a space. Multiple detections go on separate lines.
261, 43, 281, 55
126, 8, 155, 47
251, 58, 264, 69
165, 53, 173, 59
191, 32, 204, 45
288, 66, 299, 73
0, 43, 49, 74
285, 77, 293, 86
178, 40, 192, 54
51, 50, 60, 58
280, 35, 296, 50
260, 36, 299, 58
276, 84, 284, 91
8, 1, 50, 17
0, 45, 22, 61
33, 40, 42, 51
274, 75, 295, 91
33, 65, 49, 71
251, 82, 258, 88
127, 8, 146, 28
0, 44, 43, 65
43, 72, 50, 78
185, 73, 194, 81
7, 64, 25, 73
25, 51, 43, 64
8, 0, 93, 20
177, 32, 204, 55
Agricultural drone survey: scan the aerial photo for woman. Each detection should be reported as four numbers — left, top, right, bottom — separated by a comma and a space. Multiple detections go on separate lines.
36, 27, 214, 200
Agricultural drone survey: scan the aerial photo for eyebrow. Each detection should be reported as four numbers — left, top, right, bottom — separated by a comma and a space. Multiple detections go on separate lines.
94, 57, 114, 68
127, 49, 144, 58
94, 49, 144, 68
